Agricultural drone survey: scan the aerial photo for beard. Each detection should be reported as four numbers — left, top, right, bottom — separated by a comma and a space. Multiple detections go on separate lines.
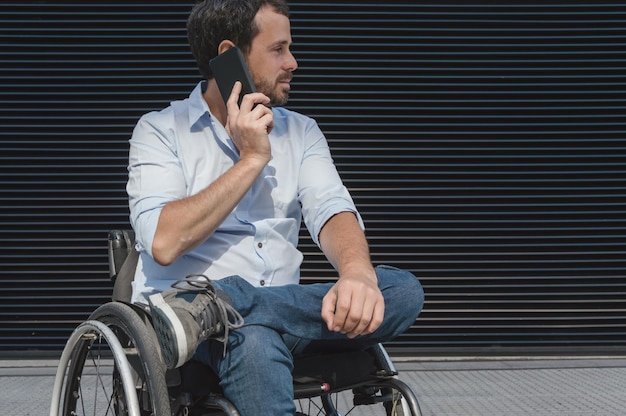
255, 73, 292, 107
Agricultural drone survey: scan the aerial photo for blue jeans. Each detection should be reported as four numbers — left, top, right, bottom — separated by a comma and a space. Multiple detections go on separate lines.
194, 265, 424, 416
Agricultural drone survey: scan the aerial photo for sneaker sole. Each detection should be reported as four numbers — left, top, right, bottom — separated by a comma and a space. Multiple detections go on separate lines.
148, 293, 188, 369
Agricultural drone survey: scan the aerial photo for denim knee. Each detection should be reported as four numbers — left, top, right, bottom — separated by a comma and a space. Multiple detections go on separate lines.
376, 264, 423, 295
375, 265, 424, 321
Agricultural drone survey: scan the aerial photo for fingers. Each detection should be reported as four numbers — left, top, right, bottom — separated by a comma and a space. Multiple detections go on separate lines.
341, 290, 383, 338
227, 81, 270, 113
365, 298, 385, 335
228, 82, 273, 132
322, 280, 385, 339
226, 81, 243, 113
225, 82, 273, 159
321, 288, 337, 331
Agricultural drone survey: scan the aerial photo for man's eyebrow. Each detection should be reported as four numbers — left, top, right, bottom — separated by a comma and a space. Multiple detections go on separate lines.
270, 39, 291, 48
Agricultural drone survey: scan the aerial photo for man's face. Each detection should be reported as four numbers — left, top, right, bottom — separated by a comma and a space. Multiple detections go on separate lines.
245, 6, 298, 107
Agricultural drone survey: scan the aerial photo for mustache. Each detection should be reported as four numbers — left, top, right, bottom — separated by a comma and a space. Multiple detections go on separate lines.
278, 73, 292, 83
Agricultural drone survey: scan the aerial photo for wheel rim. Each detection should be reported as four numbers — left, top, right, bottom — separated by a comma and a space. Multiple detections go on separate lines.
51, 320, 141, 416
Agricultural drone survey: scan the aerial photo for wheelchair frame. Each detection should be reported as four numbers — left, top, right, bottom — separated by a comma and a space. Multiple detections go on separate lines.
50, 230, 422, 415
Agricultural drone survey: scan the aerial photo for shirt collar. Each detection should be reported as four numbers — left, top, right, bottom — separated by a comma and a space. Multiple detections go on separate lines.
187, 81, 211, 128
186, 81, 240, 157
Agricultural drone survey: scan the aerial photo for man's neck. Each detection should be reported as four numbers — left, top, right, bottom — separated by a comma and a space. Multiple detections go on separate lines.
203, 80, 228, 127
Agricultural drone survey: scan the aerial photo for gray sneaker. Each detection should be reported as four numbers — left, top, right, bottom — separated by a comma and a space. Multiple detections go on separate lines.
148, 274, 244, 369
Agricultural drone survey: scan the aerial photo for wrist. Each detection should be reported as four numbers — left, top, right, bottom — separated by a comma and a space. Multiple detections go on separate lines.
238, 151, 270, 170
339, 264, 377, 283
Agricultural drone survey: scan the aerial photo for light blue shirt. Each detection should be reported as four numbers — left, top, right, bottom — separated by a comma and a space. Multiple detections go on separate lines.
127, 82, 363, 303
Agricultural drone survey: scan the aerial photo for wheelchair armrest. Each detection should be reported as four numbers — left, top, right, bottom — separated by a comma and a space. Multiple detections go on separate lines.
108, 229, 136, 281
108, 229, 139, 303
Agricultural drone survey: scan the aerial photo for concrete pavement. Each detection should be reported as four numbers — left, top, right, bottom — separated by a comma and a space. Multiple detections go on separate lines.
3, 357, 626, 415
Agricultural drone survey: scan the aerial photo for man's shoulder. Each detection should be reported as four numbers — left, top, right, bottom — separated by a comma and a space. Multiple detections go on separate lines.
131, 102, 182, 146
273, 106, 311, 121
272, 106, 318, 132
137, 102, 177, 124
138, 82, 201, 126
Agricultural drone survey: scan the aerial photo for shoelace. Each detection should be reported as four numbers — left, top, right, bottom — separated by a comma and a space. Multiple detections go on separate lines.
171, 274, 244, 356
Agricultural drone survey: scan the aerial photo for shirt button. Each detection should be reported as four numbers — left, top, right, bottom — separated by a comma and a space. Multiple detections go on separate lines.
257, 242, 263, 248
260, 280, 266, 286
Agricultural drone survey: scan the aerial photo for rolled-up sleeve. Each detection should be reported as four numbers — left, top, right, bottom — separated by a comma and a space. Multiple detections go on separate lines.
126, 110, 186, 256
298, 120, 364, 247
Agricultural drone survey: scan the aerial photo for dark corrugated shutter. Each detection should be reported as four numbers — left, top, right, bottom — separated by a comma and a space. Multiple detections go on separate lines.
1, 1, 624, 355
0, 1, 196, 352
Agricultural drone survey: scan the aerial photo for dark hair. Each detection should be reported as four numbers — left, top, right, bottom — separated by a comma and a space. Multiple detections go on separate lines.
187, 0, 290, 80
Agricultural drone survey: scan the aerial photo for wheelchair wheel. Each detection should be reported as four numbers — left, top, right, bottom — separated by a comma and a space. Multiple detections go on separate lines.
294, 377, 421, 416
50, 302, 170, 416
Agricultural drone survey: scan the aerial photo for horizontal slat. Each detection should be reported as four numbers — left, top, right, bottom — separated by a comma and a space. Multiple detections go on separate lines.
0, 1, 625, 354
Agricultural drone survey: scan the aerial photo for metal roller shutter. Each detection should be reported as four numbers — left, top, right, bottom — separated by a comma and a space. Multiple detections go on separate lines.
0, 1, 624, 355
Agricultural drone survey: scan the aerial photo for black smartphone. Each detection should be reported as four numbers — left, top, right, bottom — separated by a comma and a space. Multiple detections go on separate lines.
209, 46, 256, 107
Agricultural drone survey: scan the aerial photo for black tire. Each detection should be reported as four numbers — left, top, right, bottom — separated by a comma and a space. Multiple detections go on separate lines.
58, 302, 170, 416
90, 302, 171, 415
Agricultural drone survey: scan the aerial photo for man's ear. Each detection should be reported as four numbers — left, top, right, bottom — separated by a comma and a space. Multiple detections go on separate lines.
217, 40, 237, 55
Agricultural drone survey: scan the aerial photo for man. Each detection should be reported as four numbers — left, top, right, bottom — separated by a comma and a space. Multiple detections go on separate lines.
127, 0, 424, 414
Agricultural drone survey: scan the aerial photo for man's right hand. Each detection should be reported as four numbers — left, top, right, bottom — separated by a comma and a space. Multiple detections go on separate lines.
226, 81, 274, 164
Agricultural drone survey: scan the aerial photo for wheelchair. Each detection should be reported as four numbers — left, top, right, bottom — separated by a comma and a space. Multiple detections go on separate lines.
50, 230, 422, 416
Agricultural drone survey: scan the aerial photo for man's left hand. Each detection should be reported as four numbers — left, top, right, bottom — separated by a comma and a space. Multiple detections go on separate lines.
321, 271, 384, 338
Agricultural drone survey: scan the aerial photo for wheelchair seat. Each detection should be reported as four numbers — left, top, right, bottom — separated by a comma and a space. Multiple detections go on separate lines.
50, 230, 422, 416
